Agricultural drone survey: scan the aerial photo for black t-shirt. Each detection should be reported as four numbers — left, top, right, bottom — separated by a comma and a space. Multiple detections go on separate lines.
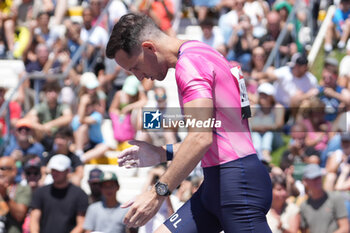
43, 151, 83, 172
31, 183, 89, 233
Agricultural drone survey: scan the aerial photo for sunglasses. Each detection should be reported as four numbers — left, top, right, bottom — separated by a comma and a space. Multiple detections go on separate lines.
155, 94, 167, 101
0, 166, 12, 171
17, 127, 31, 132
25, 171, 40, 176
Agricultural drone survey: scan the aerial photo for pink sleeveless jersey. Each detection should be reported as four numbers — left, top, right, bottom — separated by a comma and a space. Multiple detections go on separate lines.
175, 41, 256, 167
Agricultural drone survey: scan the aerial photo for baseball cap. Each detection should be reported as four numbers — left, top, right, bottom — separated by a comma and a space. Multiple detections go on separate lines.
100, 171, 118, 183
122, 75, 140, 96
48, 154, 71, 172
341, 133, 350, 142
257, 82, 275, 96
24, 157, 41, 171
16, 118, 32, 129
324, 57, 339, 67
80, 72, 99, 90
88, 168, 103, 182
288, 53, 308, 67
303, 164, 323, 179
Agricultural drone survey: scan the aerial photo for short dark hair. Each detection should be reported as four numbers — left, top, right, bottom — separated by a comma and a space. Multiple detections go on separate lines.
106, 13, 161, 59
42, 79, 61, 93
271, 174, 286, 189
54, 126, 73, 139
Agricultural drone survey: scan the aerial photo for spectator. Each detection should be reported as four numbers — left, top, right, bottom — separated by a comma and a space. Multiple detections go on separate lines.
109, 75, 147, 148
280, 124, 321, 180
139, 0, 176, 37
41, 127, 83, 186
266, 174, 300, 233
324, 133, 350, 191
25, 80, 73, 151
4, 118, 44, 161
21, 155, 42, 233
300, 164, 349, 233
30, 154, 89, 233
250, 46, 268, 83
106, 0, 128, 31
315, 57, 350, 122
192, 0, 220, 21
259, 11, 297, 66
226, 14, 257, 70
198, 17, 226, 56
0, 157, 31, 233
299, 98, 332, 155
71, 85, 109, 163
83, 171, 136, 233
0, 84, 21, 142
87, 167, 102, 204
250, 82, 285, 162
324, 0, 350, 53
338, 39, 350, 89
79, 72, 106, 115
334, 134, 350, 191
33, 11, 61, 48
267, 53, 318, 113
80, 7, 109, 63
0, 0, 15, 58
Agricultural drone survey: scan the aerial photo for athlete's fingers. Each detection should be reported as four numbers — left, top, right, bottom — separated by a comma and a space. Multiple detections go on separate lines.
124, 161, 139, 168
121, 199, 134, 208
123, 205, 137, 226
118, 146, 139, 166
135, 214, 150, 227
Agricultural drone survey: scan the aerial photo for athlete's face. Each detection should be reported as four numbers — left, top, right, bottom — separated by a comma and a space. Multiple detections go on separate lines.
114, 43, 168, 82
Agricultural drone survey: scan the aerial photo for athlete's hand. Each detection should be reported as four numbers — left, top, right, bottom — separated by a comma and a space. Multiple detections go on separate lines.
121, 189, 166, 228
117, 140, 165, 168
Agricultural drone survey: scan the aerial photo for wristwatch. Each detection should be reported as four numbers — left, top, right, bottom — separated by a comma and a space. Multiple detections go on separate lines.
155, 181, 171, 196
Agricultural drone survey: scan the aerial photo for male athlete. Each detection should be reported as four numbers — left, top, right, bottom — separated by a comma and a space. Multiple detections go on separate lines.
106, 13, 272, 233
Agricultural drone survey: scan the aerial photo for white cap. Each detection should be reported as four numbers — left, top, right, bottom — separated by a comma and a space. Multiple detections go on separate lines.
80, 72, 99, 89
257, 82, 275, 96
48, 154, 71, 172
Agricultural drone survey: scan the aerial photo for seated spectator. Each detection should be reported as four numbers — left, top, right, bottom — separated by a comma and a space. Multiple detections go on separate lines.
298, 98, 332, 155
250, 46, 268, 83
41, 127, 83, 186
0, 0, 15, 58
0, 84, 21, 143
300, 164, 349, 233
80, 7, 109, 64
109, 75, 147, 148
71, 88, 109, 163
314, 57, 350, 122
30, 154, 89, 233
192, 0, 220, 22
21, 155, 42, 233
79, 72, 106, 115
87, 167, 103, 204
324, 0, 350, 53
198, 17, 226, 56
25, 80, 73, 151
338, 39, 350, 89
259, 11, 297, 66
266, 174, 300, 233
334, 134, 350, 191
33, 11, 61, 48
4, 118, 44, 160
83, 171, 136, 233
324, 133, 350, 191
280, 124, 321, 180
226, 14, 257, 70
250, 82, 285, 162
267, 53, 318, 114
0, 157, 31, 233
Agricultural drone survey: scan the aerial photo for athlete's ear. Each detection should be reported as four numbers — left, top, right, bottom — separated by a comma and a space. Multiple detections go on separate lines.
141, 41, 156, 53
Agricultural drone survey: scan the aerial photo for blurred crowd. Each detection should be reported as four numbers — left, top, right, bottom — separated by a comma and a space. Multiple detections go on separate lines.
0, 0, 350, 232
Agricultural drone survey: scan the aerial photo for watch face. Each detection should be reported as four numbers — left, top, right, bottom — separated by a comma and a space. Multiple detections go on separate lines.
156, 182, 168, 196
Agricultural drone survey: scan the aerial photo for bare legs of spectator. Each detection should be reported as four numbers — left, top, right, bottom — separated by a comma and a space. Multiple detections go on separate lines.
82, 143, 109, 163
53, 0, 68, 25
3, 19, 15, 57
74, 124, 89, 159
